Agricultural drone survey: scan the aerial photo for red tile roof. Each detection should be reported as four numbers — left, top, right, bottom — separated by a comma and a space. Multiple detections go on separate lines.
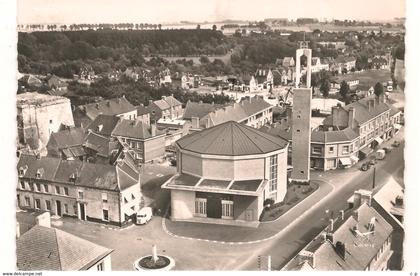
177, 121, 288, 156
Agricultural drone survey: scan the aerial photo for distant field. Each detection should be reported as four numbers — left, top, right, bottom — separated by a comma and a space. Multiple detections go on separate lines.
272, 24, 402, 33
334, 69, 392, 89
144, 52, 231, 65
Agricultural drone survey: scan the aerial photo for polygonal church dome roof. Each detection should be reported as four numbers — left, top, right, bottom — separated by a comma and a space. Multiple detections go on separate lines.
177, 121, 288, 156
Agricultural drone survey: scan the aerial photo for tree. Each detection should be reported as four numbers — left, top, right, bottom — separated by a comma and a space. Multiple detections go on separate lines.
339, 80, 349, 99
320, 79, 330, 98
212, 24, 217, 31
199, 56, 210, 64
196, 24, 201, 30
374, 82, 384, 97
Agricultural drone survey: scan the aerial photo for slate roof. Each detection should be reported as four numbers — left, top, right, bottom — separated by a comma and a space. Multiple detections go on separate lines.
137, 104, 149, 116
176, 121, 288, 156
284, 203, 393, 271
152, 96, 182, 111
83, 131, 113, 157
311, 127, 359, 143
111, 120, 164, 140
342, 97, 390, 125
17, 225, 112, 271
48, 127, 85, 149
199, 96, 272, 127
77, 97, 136, 121
239, 96, 272, 116
183, 101, 218, 120
86, 115, 121, 136
17, 154, 138, 192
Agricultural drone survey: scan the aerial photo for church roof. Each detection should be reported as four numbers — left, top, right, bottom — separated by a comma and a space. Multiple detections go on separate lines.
176, 121, 288, 156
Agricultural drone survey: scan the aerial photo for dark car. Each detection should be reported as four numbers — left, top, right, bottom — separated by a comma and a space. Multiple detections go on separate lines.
361, 163, 370, 171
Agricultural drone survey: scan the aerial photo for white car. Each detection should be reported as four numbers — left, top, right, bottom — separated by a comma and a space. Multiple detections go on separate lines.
136, 207, 153, 225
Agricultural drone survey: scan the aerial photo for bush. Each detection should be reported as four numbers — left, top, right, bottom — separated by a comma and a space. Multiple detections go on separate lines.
264, 198, 274, 207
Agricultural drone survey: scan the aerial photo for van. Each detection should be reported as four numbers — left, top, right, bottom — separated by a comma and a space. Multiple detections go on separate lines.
136, 207, 153, 225
375, 149, 386, 160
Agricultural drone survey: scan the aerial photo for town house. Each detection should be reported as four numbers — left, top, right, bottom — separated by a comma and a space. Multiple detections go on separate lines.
147, 95, 183, 122
17, 154, 141, 226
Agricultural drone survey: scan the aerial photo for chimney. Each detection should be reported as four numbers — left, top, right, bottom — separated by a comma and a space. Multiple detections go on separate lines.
151, 124, 157, 136
326, 232, 334, 243
340, 210, 345, 220
148, 100, 153, 106
329, 219, 334, 232
348, 107, 355, 129
162, 96, 166, 100
335, 241, 346, 260
297, 251, 316, 268
332, 106, 340, 126
191, 117, 199, 129
36, 212, 51, 228
353, 210, 359, 222
379, 93, 386, 103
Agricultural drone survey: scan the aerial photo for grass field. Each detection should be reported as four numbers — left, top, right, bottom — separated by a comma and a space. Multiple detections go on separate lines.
334, 69, 392, 89
144, 52, 232, 65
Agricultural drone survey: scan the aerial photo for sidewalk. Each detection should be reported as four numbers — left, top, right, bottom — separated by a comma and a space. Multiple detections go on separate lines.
163, 179, 333, 244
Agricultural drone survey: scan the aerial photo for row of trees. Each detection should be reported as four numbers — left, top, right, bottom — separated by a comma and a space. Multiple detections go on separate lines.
67, 76, 233, 107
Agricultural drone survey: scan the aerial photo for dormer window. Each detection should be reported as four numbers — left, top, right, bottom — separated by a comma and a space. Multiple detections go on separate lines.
97, 124, 103, 132
18, 165, 28, 177
69, 173, 77, 182
36, 168, 44, 179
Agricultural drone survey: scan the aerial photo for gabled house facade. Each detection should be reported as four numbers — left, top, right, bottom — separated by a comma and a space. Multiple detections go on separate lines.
16, 154, 141, 226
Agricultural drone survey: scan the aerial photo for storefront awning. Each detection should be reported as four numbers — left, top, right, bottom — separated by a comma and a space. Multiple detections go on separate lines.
360, 146, 373, 156
350, 155, 359, 163
374, 137, 384, 145
394, 124, 402, 130
339, 158, 352, 166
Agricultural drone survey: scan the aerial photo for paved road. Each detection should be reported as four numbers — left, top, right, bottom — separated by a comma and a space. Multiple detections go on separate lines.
238, 133, 405, 270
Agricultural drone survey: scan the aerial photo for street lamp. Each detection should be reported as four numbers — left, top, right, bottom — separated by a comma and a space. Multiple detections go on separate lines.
372, 167, 376, 190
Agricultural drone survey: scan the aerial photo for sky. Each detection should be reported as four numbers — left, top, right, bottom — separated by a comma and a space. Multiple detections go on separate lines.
18, 0, 405, 25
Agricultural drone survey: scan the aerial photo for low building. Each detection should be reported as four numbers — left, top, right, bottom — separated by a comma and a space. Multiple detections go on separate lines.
17, 154, 141, 226
16, 213, 113, 271
136, 104, 151, 125
46, 126, 86, 160
46, 75, 68, 92
73, 96, 137, 128
86, 114, 166, 163
147, 95, 183, 122
193, 96, 273, 129
17, 92, 75, 152
162, 121, 289, 227
283, 189, 393, 271
111, 119, 166, 163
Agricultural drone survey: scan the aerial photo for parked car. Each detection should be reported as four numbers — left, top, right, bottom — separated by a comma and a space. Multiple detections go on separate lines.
361, 162, 371, 171
375, 149, 386, 160
136, 207, 153, 225
392, 140, 401, 147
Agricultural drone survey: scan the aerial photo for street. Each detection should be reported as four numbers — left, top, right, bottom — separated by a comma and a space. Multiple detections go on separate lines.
238, 129, 405, 270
